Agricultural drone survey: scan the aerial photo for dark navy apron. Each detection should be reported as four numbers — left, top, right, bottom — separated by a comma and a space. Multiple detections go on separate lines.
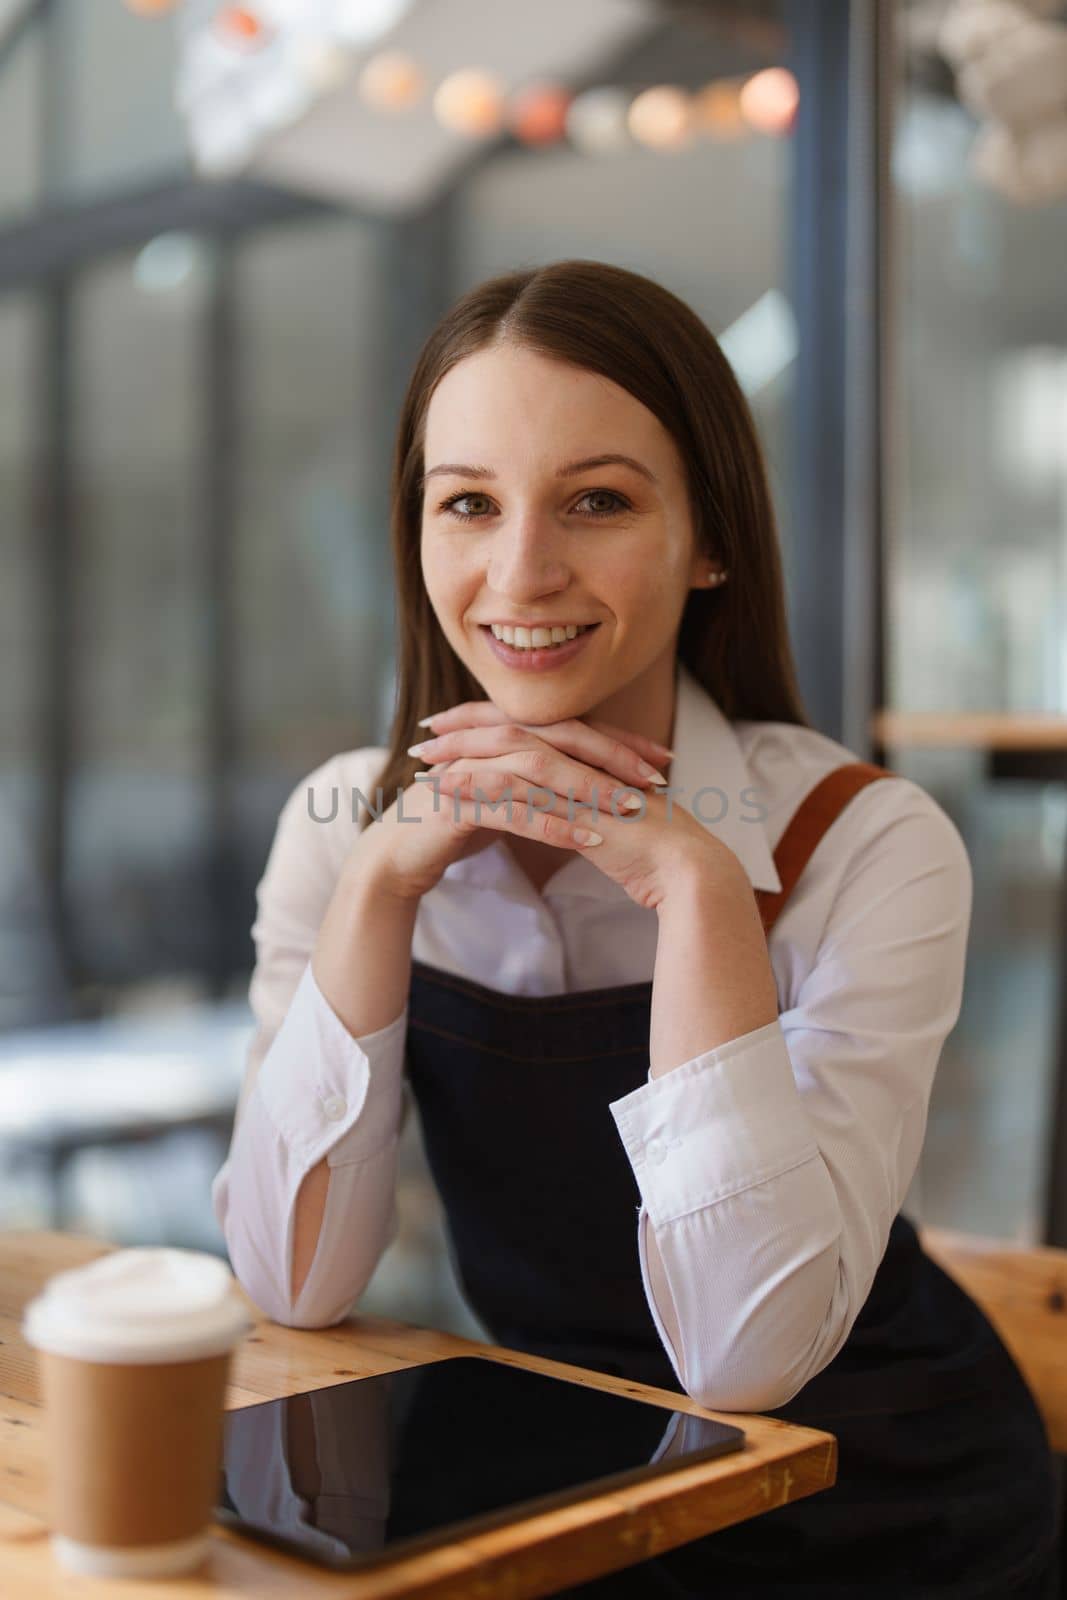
404, 762, 1062, 1597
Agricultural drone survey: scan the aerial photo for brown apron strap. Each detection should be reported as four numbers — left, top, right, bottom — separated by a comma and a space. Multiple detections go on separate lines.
754, 761, 896, 938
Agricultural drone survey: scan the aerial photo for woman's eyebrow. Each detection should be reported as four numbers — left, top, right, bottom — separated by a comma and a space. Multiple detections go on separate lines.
422, 453, 658, 486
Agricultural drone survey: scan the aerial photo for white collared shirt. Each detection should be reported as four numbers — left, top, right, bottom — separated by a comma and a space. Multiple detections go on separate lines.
211, 662, 972, 1412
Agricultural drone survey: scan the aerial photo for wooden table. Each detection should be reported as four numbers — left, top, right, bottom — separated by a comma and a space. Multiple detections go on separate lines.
0, 1231, 837, 1597
871, 708, 1067, 1247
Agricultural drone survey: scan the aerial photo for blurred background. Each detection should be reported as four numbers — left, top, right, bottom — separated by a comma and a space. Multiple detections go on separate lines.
1, 0, 1066, 1340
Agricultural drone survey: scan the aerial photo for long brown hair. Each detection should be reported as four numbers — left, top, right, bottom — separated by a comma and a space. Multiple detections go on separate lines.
362, 258, 810, 829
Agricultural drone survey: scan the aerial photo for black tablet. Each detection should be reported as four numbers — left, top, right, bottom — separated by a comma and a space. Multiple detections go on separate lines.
215, 1354, 745, 1572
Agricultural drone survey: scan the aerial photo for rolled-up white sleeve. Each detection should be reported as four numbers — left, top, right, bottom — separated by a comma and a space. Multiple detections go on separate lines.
608, 782, 973, 1413
210, 749, 411, 1329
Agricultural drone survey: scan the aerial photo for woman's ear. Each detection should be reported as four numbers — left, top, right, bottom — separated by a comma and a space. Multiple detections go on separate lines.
689, 552, 728, 590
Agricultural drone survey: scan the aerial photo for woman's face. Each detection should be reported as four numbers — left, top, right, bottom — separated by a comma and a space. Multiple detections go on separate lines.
420, 341, 709, 727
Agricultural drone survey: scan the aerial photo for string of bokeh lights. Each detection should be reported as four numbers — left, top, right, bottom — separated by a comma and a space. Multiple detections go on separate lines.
125, 0, 800, 150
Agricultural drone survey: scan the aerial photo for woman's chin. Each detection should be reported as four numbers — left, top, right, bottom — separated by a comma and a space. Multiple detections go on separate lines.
470, 667, 583, 707
499, 692, 599, 727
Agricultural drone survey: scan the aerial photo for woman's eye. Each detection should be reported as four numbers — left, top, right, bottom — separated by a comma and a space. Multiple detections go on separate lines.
440, 492, 493, 521
438, 488, 631, 522
575, 489, 630, 517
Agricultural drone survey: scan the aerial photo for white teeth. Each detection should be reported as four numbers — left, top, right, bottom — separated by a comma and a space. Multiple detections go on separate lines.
490, 623, 587, 649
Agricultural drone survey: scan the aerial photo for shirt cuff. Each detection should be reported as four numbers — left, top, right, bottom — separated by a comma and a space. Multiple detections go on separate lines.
607, 1019, 820, 1228
254, 958, 408, 1171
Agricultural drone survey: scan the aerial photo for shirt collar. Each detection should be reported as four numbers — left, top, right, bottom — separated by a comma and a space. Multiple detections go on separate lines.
442, 659, 782, 900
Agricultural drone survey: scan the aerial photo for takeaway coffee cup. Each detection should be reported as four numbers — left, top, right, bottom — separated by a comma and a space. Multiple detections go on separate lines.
23, 1246, 252, 1578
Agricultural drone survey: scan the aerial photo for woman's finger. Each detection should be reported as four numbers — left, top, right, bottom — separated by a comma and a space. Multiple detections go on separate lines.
416, 701, 514, 734
583, 717, 673, 761
453, 796, 604, 849
426, 756, 646, 818
411, 720, 667, 792
418, 700, 673, 762
433, 772, 612, 849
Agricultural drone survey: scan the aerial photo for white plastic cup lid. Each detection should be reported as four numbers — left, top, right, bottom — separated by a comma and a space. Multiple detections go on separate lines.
22, 1247, 253, 1364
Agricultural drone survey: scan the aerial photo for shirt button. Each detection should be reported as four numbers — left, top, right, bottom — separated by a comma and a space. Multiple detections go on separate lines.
646, 1137, 667, 1166
321, 1094, 346, 1122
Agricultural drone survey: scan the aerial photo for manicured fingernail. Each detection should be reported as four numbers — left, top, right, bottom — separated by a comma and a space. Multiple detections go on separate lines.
639, 761, 669, 785
573, 828, 603, 846
416, 715, 439, 728
618, 794, 643, 812
652, 745, 675, 758
407, 742, 429, 756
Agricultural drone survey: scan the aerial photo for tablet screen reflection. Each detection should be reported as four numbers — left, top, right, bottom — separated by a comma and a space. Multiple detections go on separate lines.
217, 1355, 744, 1570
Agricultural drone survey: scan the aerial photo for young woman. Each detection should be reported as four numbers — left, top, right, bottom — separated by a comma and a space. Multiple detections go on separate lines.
212, 260, 1060, 1596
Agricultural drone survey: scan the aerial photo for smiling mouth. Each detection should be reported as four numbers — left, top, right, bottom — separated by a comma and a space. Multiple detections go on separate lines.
478, 621, 603, 668
479, 623, 600, 644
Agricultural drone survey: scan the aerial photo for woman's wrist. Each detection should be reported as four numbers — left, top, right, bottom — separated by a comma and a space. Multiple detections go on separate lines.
650, 861, 778, 1076
346, 820, 426, 905
311, 845, 420, 1040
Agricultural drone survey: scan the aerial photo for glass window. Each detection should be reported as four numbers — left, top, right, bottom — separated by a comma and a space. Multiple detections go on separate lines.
55, 0, 189, 202
890, 92, 1067, 715
0, 294, 37, 788
0, 18, 42, 220
68, 241, 209, 984
888, 1, 1067, 1241
0, 293, 58, 1030
232, 215, 393, 849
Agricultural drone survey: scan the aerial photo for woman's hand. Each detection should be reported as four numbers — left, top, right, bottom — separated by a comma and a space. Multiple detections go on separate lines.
408, 701, 745, 912
351, 705, 678, 906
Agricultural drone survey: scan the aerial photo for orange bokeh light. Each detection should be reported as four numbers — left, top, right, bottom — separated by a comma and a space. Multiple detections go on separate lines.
692, 80, 747, 141
433, 69, 505, 138
358, 51, 424, 111
213, 7, 269, 48
739, 68, 799, 136
627, 85, 693, 150
509, 84, 572, 147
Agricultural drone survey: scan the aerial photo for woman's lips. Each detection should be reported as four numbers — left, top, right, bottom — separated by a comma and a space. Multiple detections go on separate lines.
480, 623, 600, 672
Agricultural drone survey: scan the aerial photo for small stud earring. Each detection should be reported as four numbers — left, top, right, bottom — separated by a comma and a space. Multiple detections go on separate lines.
707, 568, 729, 587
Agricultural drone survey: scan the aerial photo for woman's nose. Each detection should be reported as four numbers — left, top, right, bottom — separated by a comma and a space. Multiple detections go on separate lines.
486, 515, 569, 595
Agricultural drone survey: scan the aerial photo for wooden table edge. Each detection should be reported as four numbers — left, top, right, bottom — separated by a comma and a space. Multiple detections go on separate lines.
1, 1232, 838, 1597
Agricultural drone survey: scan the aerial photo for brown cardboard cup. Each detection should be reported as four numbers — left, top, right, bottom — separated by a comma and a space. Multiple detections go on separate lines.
23, 1247, 252, 1578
